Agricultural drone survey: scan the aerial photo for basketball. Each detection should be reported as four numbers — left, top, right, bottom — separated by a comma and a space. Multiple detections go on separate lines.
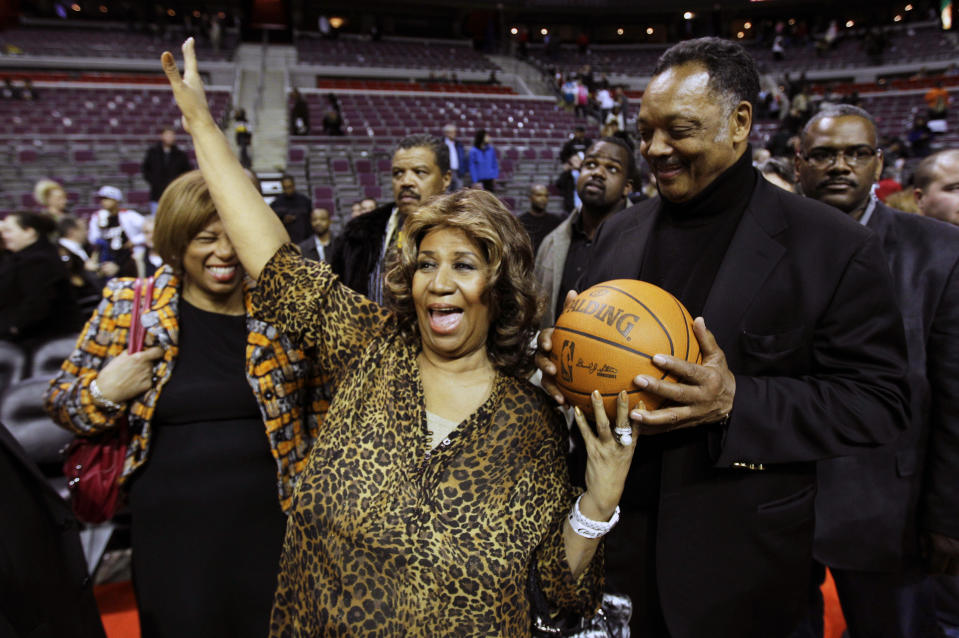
548, 280, 702, 418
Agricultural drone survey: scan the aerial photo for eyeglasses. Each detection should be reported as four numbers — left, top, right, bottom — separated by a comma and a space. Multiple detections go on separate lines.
801, 146, 879, 168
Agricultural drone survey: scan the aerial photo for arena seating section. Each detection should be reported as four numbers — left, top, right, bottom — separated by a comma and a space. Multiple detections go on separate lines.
0, 87, 231, 217
288, 93, 594, 214
0, 25, 237, 61
0, 22, 956, 227
529, 24, 958, 77
296, 36, 498, 72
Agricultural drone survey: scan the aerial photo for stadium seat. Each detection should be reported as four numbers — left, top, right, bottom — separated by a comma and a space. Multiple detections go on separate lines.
0, 341, 27, 401
29, 336, 78, 381
0, 377, 73, 472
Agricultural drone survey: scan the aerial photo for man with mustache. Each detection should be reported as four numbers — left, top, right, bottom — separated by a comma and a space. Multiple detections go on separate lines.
534, 136, 634, 328
329, 134, 451, 303
537, 38, 909, 637
794, 104, 959, 638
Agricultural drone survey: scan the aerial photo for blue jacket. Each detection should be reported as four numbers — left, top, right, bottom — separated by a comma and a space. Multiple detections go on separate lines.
468, 145, 499, 183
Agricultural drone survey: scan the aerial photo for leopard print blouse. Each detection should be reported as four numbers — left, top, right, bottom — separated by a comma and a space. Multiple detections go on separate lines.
252, 244, 603, 637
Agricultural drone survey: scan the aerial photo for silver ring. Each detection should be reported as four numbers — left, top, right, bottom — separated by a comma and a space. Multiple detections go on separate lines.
614, 426, 633, 446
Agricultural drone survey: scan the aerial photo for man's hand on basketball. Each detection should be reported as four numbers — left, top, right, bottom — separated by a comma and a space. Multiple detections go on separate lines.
161, 37, 215, 135
534, 290, 578, 405
630, 317, 735, 434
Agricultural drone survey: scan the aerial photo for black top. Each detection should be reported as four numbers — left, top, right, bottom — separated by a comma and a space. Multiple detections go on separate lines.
141, 143, 191, 201
555, 210, 621, 320
556, 213, 595, 320
640, 149, 756, 317
518, 210, 563, 255
269, 192, 313, 244
130, 300, 284, 638
618, 149, 757, 509
152, 300, 259, 424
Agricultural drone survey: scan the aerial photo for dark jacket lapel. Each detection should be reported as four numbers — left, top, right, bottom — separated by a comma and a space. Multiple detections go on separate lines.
702, 178, 787, 358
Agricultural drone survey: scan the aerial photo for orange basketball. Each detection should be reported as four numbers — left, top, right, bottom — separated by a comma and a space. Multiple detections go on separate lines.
548, 279, 702, 418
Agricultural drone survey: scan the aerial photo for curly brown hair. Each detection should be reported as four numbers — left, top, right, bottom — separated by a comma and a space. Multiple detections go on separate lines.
384, 189, 544, 377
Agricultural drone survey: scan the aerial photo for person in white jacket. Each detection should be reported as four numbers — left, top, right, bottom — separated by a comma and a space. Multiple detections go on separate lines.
87, 185, 145, 279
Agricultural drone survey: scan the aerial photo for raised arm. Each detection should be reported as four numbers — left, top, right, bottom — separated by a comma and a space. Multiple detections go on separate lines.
161, 38, 287, 279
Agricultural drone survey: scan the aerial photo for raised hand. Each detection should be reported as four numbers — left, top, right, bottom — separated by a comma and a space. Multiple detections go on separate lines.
161, 37, 215, 135
630, 316, 735, 434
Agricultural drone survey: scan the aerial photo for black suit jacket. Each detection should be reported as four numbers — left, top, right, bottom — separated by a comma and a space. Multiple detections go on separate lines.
814, 202, 959, 571
328, 203, 395, 298
270, 192, 313, 244
582, 176, 909, 637
0, 423, 106, 638
141, 143, 191, 202
297, 236, 331, 262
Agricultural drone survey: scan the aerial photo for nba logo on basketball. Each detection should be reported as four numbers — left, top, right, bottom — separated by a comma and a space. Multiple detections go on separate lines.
559, 339, 575, 383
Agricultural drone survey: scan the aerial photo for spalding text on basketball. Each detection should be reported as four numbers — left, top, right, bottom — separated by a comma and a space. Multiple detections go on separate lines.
564, 297, 639, 341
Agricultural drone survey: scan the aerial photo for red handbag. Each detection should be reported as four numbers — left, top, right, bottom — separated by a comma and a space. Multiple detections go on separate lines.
64, 277, 154, 524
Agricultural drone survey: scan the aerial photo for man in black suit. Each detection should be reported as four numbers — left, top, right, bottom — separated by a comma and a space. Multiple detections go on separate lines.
141, 127, 192, 215
794, 104, 959, 637
270, 174, 313, 244
0, 422, 106, 638
297, 207, 333, 262
329, 134, 450, 304
537, 38, 909, 637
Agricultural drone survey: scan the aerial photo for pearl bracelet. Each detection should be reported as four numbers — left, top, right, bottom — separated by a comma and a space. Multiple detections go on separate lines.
89, 379, 124, 412
567, 494, 620, 539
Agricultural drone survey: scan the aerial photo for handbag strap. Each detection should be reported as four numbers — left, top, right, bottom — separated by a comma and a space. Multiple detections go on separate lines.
128, 276, 154, 354
116, 276, 153, 441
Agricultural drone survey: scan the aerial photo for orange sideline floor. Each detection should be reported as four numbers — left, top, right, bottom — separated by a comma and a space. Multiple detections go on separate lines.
93, 570, 848, 637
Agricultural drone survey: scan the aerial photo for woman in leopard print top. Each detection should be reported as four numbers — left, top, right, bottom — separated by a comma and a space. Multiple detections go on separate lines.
163, 39, 640, 636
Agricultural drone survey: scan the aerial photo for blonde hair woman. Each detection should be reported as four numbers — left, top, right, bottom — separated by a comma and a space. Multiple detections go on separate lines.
32, 178, 69, 220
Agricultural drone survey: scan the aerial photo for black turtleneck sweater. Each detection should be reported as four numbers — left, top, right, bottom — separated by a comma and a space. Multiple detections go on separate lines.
577, 149, 758, 631
640, 148, 757, 318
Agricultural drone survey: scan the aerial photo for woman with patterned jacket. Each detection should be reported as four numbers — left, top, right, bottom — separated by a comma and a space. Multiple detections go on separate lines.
163, 39, 640, 637
45, 169, 329, 638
